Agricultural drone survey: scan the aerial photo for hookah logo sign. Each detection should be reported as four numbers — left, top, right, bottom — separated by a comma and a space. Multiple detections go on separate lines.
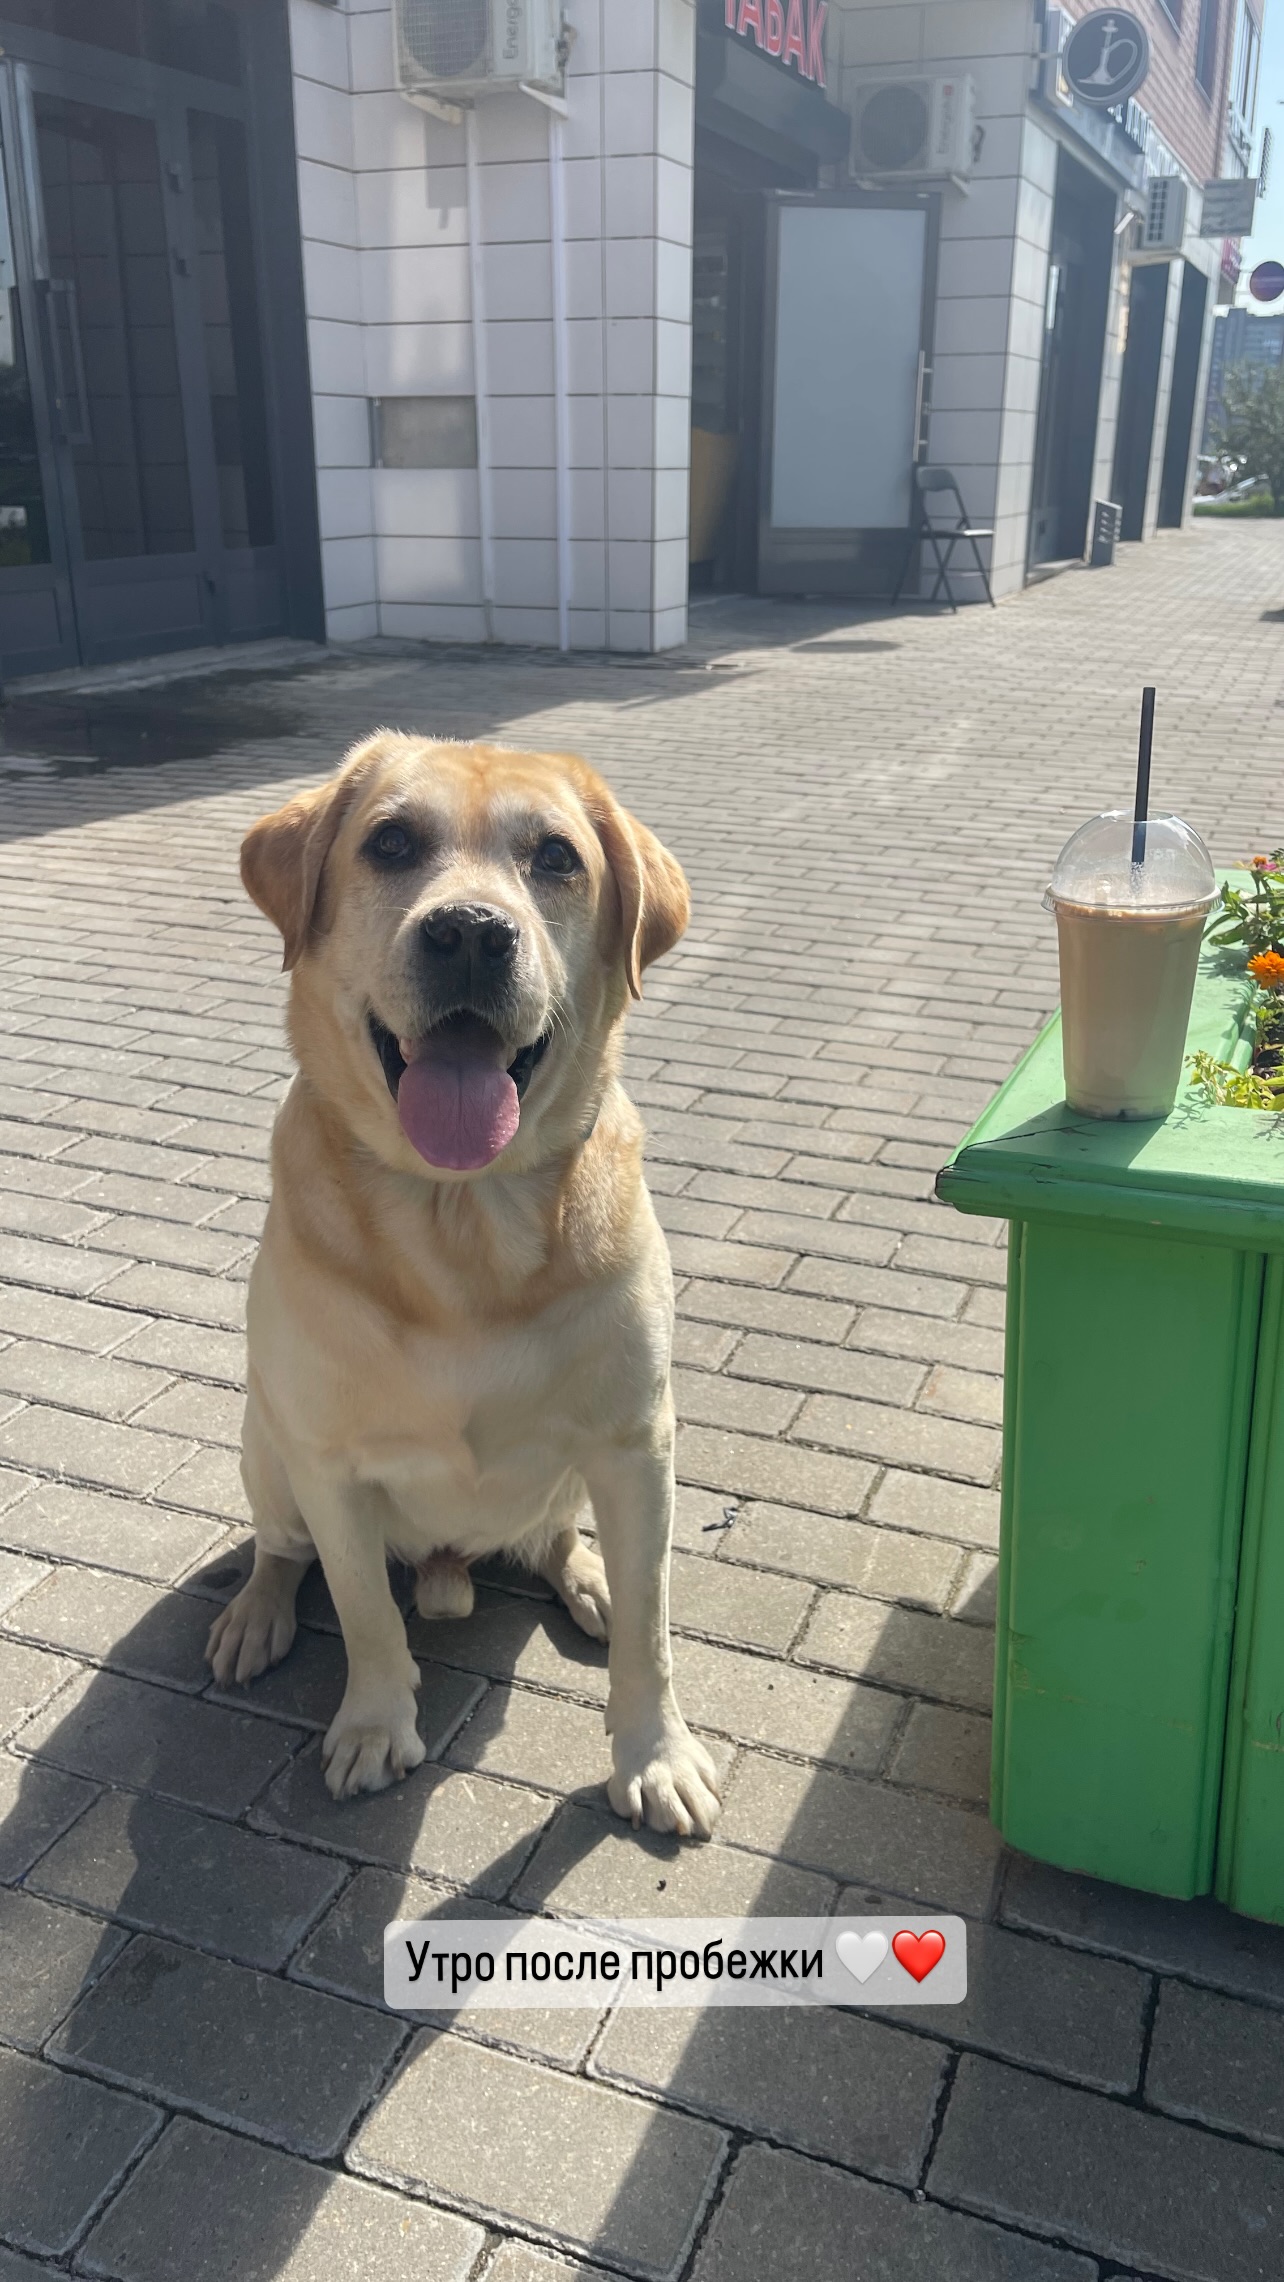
1062, 9, 1152, 109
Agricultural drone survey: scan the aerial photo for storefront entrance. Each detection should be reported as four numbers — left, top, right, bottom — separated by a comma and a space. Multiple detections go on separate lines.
0, 2, 318, 676
1112, 261, 1170, 542
690, 3, 939, 603
1029, 148, 1116, 571
690, 0, 852, 596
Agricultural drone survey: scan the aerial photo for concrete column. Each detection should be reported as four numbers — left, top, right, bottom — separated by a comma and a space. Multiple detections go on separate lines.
288, 0, 375, 642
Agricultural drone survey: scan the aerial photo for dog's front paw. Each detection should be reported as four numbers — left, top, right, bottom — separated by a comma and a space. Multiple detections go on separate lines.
609, 1713, 721, 1839
206, 1574, 297, 1685
322, 1687, 425, 1798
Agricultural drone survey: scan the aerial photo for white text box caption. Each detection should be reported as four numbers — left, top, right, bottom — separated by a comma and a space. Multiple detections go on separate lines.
384, 1915, 967, 2010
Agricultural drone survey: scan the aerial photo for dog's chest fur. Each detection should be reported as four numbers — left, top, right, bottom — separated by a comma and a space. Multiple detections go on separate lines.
347, 1302, 610, 1533
247, 1104, 671, 1559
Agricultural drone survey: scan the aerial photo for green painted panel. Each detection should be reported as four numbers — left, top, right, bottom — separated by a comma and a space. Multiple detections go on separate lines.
994, 1220, 1260, 1896
1218, 1256, 1284, 1923
987, 1231, 1022, 1845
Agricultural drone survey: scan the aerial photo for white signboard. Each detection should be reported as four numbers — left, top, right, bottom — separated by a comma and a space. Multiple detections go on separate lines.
770, 204, 926, 531
1199, 179, 1258, 238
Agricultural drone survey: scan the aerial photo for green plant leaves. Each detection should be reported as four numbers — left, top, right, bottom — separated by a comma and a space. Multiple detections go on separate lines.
1187, 1050, 1279, 1110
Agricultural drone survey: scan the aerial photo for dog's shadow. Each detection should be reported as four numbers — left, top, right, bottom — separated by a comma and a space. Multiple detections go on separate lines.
200, 1538, 617, 1896
0, 1533, 1126, 2279
0, 1540, 633, 2266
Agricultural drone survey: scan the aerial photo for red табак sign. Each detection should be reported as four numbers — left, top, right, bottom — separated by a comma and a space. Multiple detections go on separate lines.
724, 0, 827, 90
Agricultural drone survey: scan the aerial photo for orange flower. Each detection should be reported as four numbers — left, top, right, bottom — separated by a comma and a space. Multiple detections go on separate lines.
1249, 855, 1277, 872
1249, 951, 1284, 990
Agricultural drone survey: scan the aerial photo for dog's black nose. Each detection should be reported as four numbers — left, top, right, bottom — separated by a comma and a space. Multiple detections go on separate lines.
422, 902, 519, 967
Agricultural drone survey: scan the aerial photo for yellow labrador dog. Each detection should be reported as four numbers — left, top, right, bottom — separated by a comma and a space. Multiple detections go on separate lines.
206, 733, 721, 1838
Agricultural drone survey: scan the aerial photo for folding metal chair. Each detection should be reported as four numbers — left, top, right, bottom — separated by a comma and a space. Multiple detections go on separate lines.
892, 466, 997, 611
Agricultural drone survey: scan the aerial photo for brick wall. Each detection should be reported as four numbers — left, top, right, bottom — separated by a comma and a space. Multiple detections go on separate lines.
1058, 0, 1240, 182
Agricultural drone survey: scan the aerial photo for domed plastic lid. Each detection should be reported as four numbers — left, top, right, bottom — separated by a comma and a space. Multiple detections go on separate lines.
1044, 810, 1216, 914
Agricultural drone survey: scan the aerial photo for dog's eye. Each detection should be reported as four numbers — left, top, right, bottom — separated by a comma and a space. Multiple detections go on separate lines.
535, 836, 581, 877
366, 822, 416, 866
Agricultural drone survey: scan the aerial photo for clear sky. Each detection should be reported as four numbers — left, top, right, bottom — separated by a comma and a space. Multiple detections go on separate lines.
1235, 0, 1284, 300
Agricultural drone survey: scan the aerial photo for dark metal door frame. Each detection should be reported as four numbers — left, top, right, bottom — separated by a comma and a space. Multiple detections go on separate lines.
1158, 261, 1209, 529
1112, 261, 1170, 543
0, 5, 310, 675
0, 64, 76, 670
1027, 150, 1117, 572
13, 52, 224, 661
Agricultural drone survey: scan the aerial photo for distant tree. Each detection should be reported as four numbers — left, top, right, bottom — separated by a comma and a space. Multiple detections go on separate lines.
1215, 360, 1284, 512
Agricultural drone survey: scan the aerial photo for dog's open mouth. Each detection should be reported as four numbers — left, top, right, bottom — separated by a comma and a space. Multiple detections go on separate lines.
369, 1012, 550, 1173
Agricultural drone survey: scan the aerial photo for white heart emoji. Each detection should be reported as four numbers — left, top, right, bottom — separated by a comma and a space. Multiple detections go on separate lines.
835, 1930, 889, 1985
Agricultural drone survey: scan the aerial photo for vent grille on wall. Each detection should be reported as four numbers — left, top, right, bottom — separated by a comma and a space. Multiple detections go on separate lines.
399, 0, 490, 78
1135, 175, 1189, 258
392, 0, 564, 101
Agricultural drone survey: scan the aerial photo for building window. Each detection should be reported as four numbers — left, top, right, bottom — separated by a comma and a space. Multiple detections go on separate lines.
1195, 0, 1221, 93
1231, 4, 1262, 133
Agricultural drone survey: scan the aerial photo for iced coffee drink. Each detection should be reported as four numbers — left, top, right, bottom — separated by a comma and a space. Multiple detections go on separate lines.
1045, 812, 1216, 1121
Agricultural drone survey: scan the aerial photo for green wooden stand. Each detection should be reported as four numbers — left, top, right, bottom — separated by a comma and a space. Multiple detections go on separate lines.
938, 882, 1284, 1922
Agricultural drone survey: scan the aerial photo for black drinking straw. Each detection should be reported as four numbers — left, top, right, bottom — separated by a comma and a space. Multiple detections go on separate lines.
1132, 685, 1155, 867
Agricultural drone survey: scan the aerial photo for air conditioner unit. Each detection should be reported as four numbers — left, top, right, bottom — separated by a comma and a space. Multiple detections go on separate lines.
850, 77, 977, 181
393, 0, 564, 106
1131, 174, 1189, 260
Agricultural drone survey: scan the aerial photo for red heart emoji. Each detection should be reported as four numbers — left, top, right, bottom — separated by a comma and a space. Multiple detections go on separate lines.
892, 1929, 946, 1983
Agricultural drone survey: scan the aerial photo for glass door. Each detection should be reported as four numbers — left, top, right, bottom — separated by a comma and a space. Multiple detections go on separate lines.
20, 68, 216, 663
0, 35, 285, 676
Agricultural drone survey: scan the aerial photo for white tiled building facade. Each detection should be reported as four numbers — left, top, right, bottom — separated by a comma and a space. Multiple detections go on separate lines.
292, 0, 698, 650
288, 0, 1245, 647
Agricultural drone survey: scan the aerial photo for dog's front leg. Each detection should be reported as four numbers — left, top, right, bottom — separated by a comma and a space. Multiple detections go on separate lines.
584, 1418, 721, 1839
293, 1467, 425, 1799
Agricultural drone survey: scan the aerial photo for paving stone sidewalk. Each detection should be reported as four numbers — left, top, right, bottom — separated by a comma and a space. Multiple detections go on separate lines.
0, 522, 1283, 2282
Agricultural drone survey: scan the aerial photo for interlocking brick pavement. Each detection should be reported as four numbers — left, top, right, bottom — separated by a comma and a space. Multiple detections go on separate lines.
0, 522, 1282, 2280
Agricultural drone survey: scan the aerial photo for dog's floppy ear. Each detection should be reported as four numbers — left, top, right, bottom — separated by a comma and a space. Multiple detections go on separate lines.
589, 786, 690, 1000
240, 783, 348, 971
240, 735, 389, 970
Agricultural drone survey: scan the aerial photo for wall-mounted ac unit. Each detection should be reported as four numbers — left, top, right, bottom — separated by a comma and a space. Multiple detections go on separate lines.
850, 77, 976, 182
393, 0, 564, 105
1130, 174, 1189, 260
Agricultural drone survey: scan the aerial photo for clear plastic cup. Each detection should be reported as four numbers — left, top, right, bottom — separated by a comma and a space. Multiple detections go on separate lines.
1044, 810, 1217, 1120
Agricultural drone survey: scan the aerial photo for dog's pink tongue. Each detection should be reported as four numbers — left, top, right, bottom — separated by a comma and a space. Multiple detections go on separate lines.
397, 1020, 519, 1171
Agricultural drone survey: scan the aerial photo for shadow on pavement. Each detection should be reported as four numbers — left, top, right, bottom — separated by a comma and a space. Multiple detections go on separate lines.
5, 1485, 1284, 2277
0, 601, 937, 837
0, 1516, 967, 2278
